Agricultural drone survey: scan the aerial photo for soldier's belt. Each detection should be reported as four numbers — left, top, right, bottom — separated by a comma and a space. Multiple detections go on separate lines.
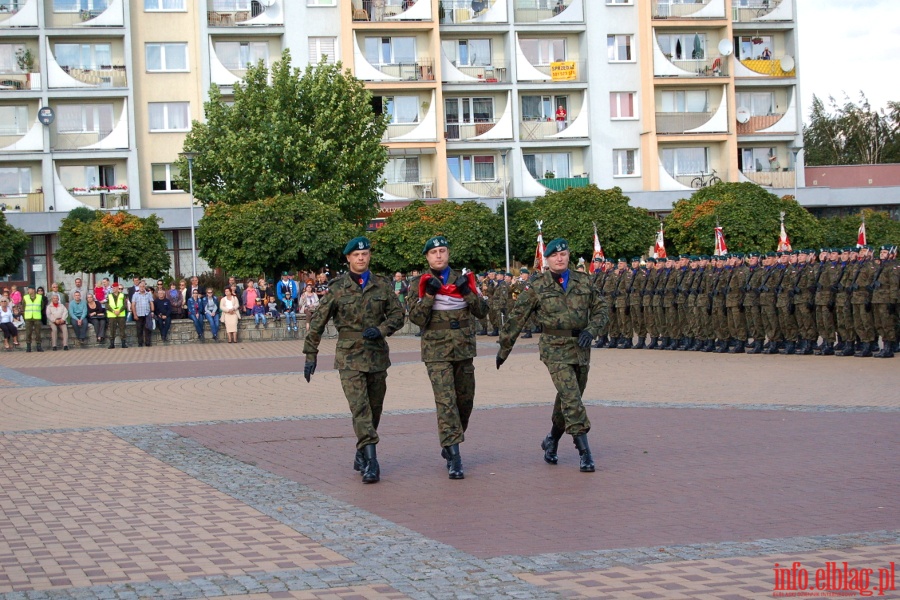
542, 328, 582, 337
426, 319, 470, 330
338, 331, 365, 339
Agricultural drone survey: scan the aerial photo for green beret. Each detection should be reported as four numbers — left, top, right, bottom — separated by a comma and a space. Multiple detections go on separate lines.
543, 238, 569, 258
343, 236, 371, 255
733, 252, 744, 259
699, 255, 710, 260
519, 268, 529, 274
423, 236, 449, 254
765, 251, 776, 258
281, 271, 289, 276
631, 257, 641, 262
646, 257, 656, 264
747, 252, 760, 258
842, 247, 853, 252
505, 272, 512, 276
880, 245, 892, 251
617, 257, 627, 263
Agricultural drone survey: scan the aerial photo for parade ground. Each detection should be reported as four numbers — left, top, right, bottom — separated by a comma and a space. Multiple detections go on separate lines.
0, 336, 897, 599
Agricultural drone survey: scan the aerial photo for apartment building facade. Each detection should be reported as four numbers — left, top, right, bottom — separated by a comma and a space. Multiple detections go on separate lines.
1, 0, 805, 287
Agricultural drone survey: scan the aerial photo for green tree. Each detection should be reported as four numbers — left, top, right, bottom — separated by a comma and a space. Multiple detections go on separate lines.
196, 193, 355, 277
664, 182, 822, 255
819, 209, 900, 249
511, 186, 658, 262
55, 207, 101, 275
372, 200, 503, 273
803, 93, 900, 166
91, 212, 170, 279
0, 211, 29, 277
177, 51, 388, 226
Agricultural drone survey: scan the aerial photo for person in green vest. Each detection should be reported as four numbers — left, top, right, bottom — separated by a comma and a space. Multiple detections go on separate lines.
106, 282, 129, 349
22, 286, 44, 353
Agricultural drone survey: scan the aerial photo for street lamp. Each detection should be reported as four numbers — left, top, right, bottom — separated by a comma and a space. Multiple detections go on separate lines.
179, 151, 198, 277
501, 150, 510, 273
789, 144, 803, 201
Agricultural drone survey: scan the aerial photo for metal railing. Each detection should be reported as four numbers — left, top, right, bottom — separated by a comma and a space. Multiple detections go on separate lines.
444, 120, 499, 141
742, 169, 795, 188
439, 0, 502, 23
655, 112, 714, 134
519, 120, 572, 140
459, 180, 506, 197
0, 4, 24, 25
207, 1, 274, 27
382, 122, 421, 141
517, 60, 585, 82
68, 191, 128, 210
363, 59, 435, 82
663, 55, 729, 77
514, 0, 577, 23
382, 180, 436, 199
50, 130, 116, 151
57, 66, 127, 88
45, 8, 109, 27
352, 0, 432, 21
0, 72, 39, 91
735, 113, 785, 134
732, 0, 783, 22
673, 171, 727, 187
443, 62, 510, 83
653, 0, 715, 19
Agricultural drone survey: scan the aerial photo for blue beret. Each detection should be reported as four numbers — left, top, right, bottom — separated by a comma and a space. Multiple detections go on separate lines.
543, 238, 569, 257
423, 236, 449, 254
343, 236, 371, 255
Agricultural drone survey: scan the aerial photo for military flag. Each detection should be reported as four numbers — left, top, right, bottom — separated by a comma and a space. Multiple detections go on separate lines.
654, 223, 667, 259
714, 225, 728, 256
589, 222, 605, 274
533, 220, 546, 272
857, 218, 867, 248
777, 212, 792, 252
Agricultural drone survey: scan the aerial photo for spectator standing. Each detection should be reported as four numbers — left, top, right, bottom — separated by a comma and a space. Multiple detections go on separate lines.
393, 272, 409, 311
0, 297, 19, 351
37, 286, 48, 325
314, 273, 329, 300
94, 278, 109, 308
186, 289, 205, 341
154, 289, 172, 343
69, 291, 89, 346
106, 282, 128, 348
220, 287, 241, 343
131, 281, 155, 347
50, 282, 67, 305
243, 282, 259, 315
299, 284, 319, 333
202, 288, 221, 341
168, 282, 184, 319
187, 275, 202, 299
126, 276, 141, 323
555, 104, 567, 132
23, 286, 43, 352
71, 277, 86, 300
277, 272, 299, 303
46, 293, 69, 351
86, 293, 107, 343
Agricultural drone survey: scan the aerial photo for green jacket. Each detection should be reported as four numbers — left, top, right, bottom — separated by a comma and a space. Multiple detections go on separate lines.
303, 272, 405, 372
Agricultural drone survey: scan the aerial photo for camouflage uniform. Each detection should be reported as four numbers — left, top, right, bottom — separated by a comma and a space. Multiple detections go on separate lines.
814, 258, 840, 351
870, 256, 897, 350
675, 266, 695, 345
725, 262, 748, 348
850, 257, 876, 346
792, 260, 818, 349
642, 265, 659, 344
629, 265, 648, 347
835, 261, 857, 350
653, 266, 671, 345
744, 263, 764, 346
409, 269, 489, 447
303, 272, 405, 449
710, 266, 729, 347
498, 269, 608, 436
491, 279, 510, 333
613, 267, 631, 345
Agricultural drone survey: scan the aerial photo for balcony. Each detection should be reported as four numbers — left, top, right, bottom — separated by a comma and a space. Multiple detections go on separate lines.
439, 0, 505, 24
444, 120, 499, 141
352, 0, 432, 22
0, 71, 40, 91
519, 119, 570, 140
382, 180, 435, 199
207, 0, 283, 26
460, 180, 505, 197
441, 61, 509, 84
516, 60, 585, 83
736, 57, 795, 78
671, 171, 727, 187
0, 0, 38, 28
656, 112, 717, 134
67, 190, 128, 210
653, 0, 726, 20
363, 59, 435, 82
732, 0, 791, 23
54, 65, 127, 88
44, 0, 125, 28
741, 168, 794, 188
736, 113, 785, 134
514, 0, 583, 23
537, 176, 589, 191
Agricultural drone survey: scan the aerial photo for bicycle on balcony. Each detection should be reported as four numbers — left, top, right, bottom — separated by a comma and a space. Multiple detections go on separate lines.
691, 169, 722, 188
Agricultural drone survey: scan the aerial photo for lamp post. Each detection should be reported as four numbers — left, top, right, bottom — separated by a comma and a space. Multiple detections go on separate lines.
179, 151, 198, 277
789, 144, 802, 201
501, 150, 510, 273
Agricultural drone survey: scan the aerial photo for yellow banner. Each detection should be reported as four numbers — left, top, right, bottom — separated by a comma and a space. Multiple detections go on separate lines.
550, 61, 576, 81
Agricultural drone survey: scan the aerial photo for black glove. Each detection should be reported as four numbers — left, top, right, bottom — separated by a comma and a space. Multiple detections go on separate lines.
362, 327, 382, 340
577, 330, 594, 348
425, 276, 441, 296
759, 285, 769, 293
496, 353, 505, 369
872, 280, 882, 290
303, 359, 316, 383
454, 275, 471, 296
830, 283, 841, 292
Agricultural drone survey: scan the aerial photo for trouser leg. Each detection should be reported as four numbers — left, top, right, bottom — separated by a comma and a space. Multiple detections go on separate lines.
338, 369, 384, 449
426, 360, 474, 447
852, 304, 876, 342
548, 363, 591, 436
873, 304, 896, 343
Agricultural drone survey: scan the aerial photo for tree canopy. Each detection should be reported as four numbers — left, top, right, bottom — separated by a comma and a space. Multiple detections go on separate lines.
371, 200, 503, 273
196, 193, 356, 277
819, 209, 900, 249
0, 211, 29, 277
512, 186, 659, 262
803, 94, 900, 166
177, 51, 388, 226
56, 209, 169, 278
664, 182, 822, 254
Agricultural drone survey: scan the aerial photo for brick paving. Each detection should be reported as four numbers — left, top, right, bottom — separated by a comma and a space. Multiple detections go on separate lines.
0, 334, 897, 599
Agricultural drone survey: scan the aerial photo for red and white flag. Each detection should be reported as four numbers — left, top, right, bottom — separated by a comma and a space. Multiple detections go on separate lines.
777, 220, 792, 252
857, 220, 867, 248
533, 220, 546, 272
589, 222, 605, 274
654, 224, 667, 259
714, 226, 728, 256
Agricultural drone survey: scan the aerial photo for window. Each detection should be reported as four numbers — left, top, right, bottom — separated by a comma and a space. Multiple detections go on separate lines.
657, 33, 707, 60
521, 95, 567, 121
146, 43, 188, 72
607, 0, 632, 3
738, 35, 774, 60
607, 35, 633, 62
0, 44, 27, 73
385, 157, 419, 183
519, 38, 565, 65
609, 92, 635, 119
309, 37, 337, 64
308, 0, 336, 5
449, 155, 495, 182
736, 92, 775, 116
148, 102, 189, 131
214, 42, 268, 70
54, 43, 112, 69
53, 0, 109, 13
152, 163, 183, 192
0, 106, 28, 135
613, 150, 638, 176
740, 147, 777, 172
56, 104, 114, 134
660, 90, 708, 113
145, 0, 185, 9
661, 147, 708, 177
445, 97, 493, 124
58, 165, 116, 189
207, 0, 248, 9
364, 37, 416, 65
385, 96, 419, 123
0, 167, 31, 196
441, 39, 492, 66
524, 153, 570, 179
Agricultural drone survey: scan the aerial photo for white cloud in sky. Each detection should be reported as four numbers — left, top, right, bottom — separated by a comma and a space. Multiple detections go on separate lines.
796, 0, 900, 123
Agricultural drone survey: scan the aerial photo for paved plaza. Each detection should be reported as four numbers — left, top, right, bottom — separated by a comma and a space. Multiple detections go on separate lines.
0, 336, 897, 599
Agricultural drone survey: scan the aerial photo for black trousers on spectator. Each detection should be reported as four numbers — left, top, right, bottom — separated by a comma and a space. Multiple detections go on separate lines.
135, 315, 153, 346
156, 316, 171, 341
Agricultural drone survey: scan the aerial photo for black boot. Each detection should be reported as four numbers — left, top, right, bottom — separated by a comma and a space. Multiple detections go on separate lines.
541, 426, 564, 465
854, 342, 873, 358
488, 328, 499, 336
781, 341, 796, 355
361, 444, 380, 483
690, 338, 703, 351
822, 342, 835, 356
593, 335, 607, 349
676, 337, 690, 351
748, 339, 763, 354
478, 328, 488, 336
666, 337, 679, 350
799, 339, 814, 355
353, 448, 365, 473
445, 444, 464, 479
646, 336, 658, 350
36, 344, 43, 352
621, 338, 632, 349
633, 337, 645, 350
572, 434, 595, 473
521, 330, 533, 339
715, 340, 727, 353
703, 339, 715, 352
608, 336, 619, 349
440, 446, 451, 469
874, 344, 895, 358
731, 340, 745, 354
838, 341, 855, 356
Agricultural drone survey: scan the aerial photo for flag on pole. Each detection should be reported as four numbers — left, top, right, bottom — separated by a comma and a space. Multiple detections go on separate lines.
857, 219, 867, 248
589, 222, 605, 273
714, 225, 728, 256
654, 224, 667, 259
533, 220, 546, 272
777, 212, 792, 252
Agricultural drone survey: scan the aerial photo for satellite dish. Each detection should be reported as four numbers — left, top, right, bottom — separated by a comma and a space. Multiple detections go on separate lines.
736, 107, 751, 124
717, 39, 734, 57
780, 55, 795, 71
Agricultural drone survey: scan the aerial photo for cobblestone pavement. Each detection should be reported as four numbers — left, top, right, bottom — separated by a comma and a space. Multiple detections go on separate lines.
0, 335, 897, 599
